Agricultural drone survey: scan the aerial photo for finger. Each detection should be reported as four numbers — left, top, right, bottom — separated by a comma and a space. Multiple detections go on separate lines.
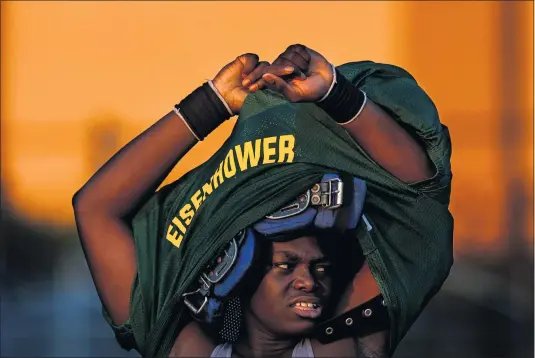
248, 78, 265, 92
243, 64, 294, 88
236, 53, 260, 76
248, 67, 303, 92
279, 52, 309, 72
249, 67, 302, 92
262, 73, 299, 101
272, 58, 307, 80
241, 61, 270, 88
248, 64, 297, 92
286, 44, 311, 63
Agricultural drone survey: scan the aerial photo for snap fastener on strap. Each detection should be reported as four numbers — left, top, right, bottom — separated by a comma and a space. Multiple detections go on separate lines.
363, 308, 373, 317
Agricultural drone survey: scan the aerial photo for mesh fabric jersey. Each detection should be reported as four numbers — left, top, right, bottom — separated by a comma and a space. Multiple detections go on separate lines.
103, 61, 454, 358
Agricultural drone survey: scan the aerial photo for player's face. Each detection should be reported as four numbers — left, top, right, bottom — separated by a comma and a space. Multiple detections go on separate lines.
247, 236, 333, 336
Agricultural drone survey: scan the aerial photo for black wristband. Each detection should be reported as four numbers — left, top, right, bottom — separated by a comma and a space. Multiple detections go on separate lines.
175, 82, 232, 141
317, 69, 366, 124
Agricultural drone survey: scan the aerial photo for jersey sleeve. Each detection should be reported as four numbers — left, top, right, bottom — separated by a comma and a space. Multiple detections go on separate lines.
100, 178, 185, 355
102, 274, 142, 351
339, 62, 453, 204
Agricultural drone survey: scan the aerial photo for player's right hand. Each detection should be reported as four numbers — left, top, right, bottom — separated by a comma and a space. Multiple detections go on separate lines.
212, 53, 301, 114
211, 54, 269, 115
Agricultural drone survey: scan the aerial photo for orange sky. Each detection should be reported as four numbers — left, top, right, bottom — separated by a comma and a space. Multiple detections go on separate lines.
1, 1, 533, 255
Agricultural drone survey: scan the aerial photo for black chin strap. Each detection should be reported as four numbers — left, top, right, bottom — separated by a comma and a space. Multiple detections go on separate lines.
313, 295, 390, 344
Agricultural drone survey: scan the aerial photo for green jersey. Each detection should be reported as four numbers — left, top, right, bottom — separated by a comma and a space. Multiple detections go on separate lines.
103, 61, 453, 357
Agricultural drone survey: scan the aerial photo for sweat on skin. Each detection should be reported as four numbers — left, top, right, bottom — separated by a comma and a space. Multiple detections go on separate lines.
166, 134, 296, 248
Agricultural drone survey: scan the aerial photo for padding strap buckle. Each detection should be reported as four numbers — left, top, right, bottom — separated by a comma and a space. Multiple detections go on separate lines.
266, 177, 344, 220
311, 177, 343, 209
182, 230, 245, 316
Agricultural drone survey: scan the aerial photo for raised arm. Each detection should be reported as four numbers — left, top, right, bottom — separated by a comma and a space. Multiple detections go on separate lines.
329, 95, 435, 183
243, 44, 434, 183
73, 110, 197, 326
241, 44, 438, 356
72, 53, 267, 326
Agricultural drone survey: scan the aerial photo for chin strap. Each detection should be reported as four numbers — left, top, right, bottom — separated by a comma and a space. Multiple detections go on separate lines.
313, 295, 390, 344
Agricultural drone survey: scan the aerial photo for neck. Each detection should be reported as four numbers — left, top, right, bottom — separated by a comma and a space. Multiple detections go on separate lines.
234, 310, 297, 358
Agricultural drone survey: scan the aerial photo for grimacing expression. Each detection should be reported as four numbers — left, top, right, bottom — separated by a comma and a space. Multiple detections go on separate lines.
248, 235, 333, 336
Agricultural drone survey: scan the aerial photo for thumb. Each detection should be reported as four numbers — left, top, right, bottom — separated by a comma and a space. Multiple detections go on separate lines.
236, 53, 260, 76
262, 73, 300, 102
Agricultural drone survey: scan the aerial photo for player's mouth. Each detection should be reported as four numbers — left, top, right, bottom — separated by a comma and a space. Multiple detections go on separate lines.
289, 298, 323, 319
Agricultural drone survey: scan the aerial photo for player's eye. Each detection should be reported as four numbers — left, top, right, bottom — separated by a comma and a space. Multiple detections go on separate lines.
273, 262, 294, 271
315, 264, 331, 274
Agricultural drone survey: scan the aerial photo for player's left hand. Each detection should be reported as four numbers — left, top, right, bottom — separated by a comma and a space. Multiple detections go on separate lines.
242, 44, 334, 102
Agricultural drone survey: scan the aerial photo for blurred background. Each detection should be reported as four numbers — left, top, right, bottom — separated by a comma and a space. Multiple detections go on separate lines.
1, 1, 533, 357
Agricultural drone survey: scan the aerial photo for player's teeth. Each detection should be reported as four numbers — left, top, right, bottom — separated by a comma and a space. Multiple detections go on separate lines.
294, 301, 320, 308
